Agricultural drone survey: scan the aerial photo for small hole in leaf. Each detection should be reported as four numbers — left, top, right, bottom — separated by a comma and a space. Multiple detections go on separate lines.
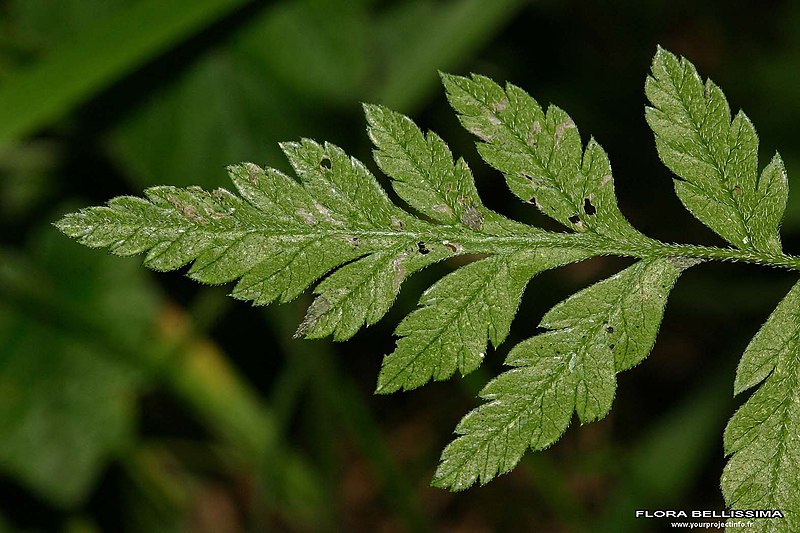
527, 197, 537, 206
583, 198, 596, 215
606, 326, 614, 334
568, 214, 581, 224
320, 156, 332, 170
609, 344, 616, 350
417, 242, 430, 255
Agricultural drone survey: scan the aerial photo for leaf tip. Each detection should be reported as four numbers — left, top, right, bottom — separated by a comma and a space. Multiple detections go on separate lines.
374, 378, 396, 395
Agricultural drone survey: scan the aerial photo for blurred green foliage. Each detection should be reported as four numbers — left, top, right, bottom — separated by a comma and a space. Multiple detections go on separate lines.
1, 0, 800, 531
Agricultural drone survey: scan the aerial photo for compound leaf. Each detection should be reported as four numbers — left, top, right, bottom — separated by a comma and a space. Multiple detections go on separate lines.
56, 49, 800, 500
645, 47, 788, 254
433, 257, 692, 490
57, 111, 584, 355
723, 281, 800, 531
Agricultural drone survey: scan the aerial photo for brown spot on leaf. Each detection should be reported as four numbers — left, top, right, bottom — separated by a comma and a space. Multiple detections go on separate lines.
554, 118, 576, 147
432, 204, 454, 217
527, 121, 542, 146
470, 127, 494, 142
211, 188, 229, 202
460, 205, 483, 230
392, 253, 409, 292
167, 195, 208, 225
244, 162, 262, 185
205, 208, 227, 220
313, 201, 344, 226
444, 241, 461, 253
491, 96, 509, 113
296, 209, 317, 225
734, 185, 742, 195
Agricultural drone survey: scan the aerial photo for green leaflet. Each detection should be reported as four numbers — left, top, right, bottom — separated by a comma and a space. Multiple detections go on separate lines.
433, 258, 691, 490
366, 103, 483, 226
376, 248, 591, 394
440, 72, 645, 243
645, 47, 788, 254
723, 281, 800, 531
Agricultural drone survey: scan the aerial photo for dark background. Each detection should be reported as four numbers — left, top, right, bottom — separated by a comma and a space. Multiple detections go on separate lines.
0, 0, 798, 531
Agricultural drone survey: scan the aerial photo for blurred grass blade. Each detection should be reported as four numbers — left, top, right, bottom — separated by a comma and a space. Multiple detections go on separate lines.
268, 306, 432, 532
0, 0, 251, 147
374, 0, 526, 111
599, 374, 730, 532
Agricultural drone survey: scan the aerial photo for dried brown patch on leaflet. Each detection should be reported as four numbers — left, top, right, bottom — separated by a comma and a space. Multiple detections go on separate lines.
554, 118, 576, 147
244, 162, 262, 185
471, 127, 494, 142
211, 188, 231, 202
392, 252, 409, 292
296, 209, 317, 225
443, 241, 463, 253
527, 121, 542, 146
205, 208, 227, 220
432, 204, 454, 217
491, 96, 509, 113
313, 200, 344, 226
460, 205, 483, 230
167, 195, 208, 225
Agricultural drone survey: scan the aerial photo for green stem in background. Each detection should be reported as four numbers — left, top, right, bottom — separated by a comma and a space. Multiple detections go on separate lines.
597, 374, 732, 532
373, 0, 527, 111
267, 305, 433, 533
136, 294, 332, 529
0, 0, 252, 147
